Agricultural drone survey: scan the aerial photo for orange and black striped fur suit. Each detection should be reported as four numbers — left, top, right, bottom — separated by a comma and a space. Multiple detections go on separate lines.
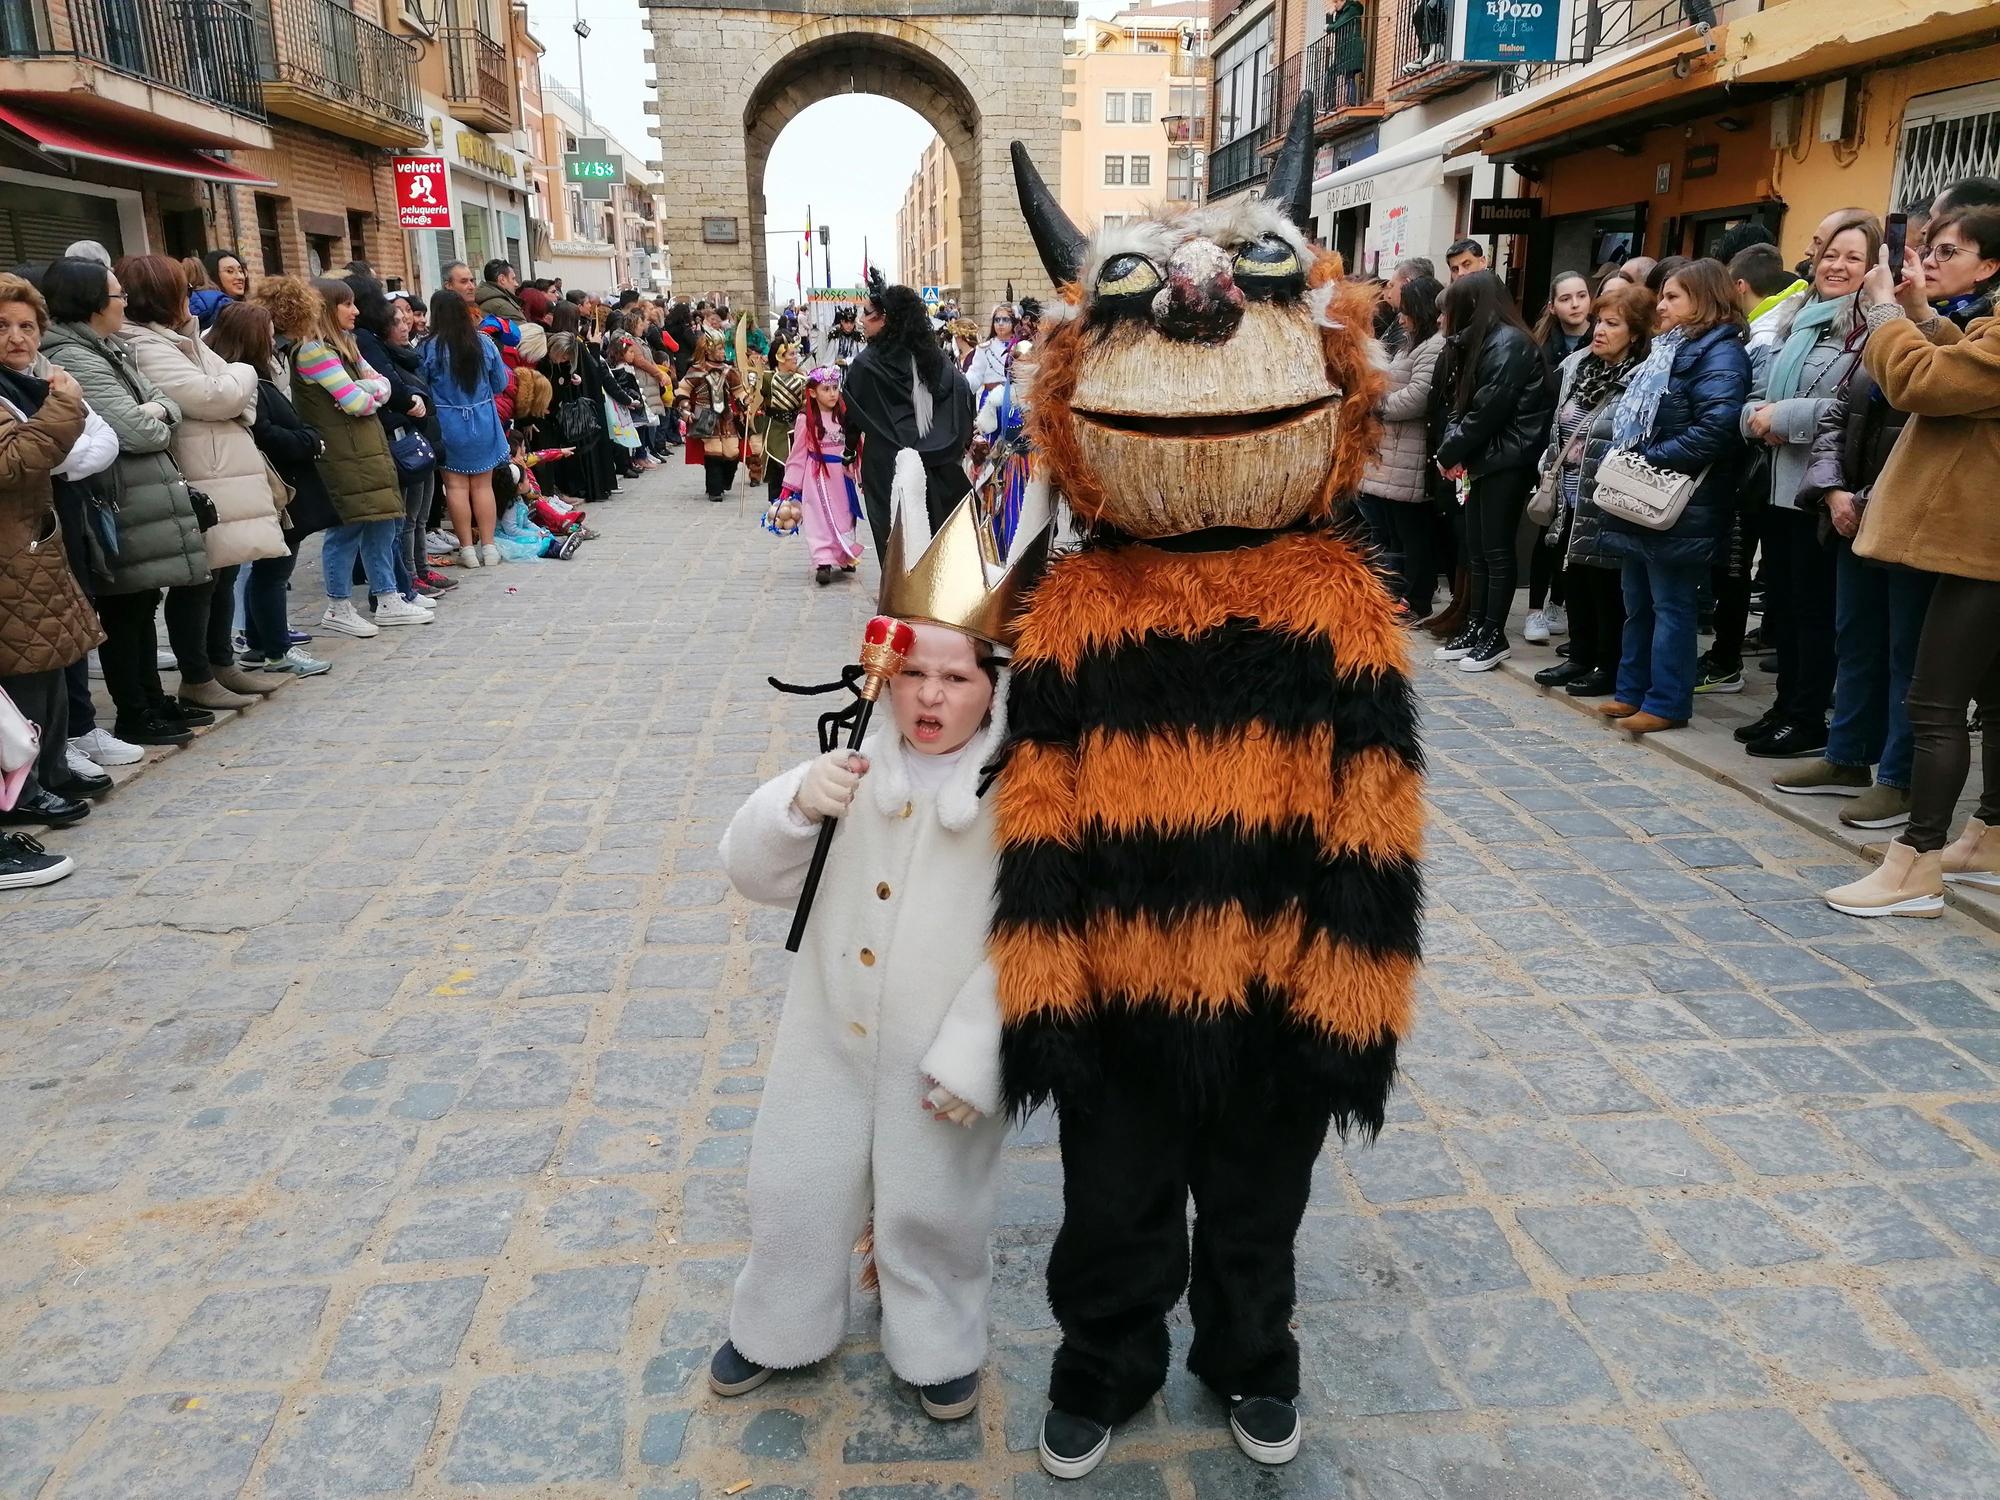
1000, 105, 1422, 1428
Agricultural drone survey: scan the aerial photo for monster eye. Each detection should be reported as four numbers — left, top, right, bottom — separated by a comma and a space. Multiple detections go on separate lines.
1235, 238, 1301, 279
1094, 254, 1162, 299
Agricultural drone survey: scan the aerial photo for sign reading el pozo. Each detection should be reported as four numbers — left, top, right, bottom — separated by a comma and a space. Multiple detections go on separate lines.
1461, 0, 1560, 64
391, 155, 451, 229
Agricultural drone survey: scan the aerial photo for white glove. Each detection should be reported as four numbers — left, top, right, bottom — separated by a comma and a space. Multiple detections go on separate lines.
922, 1078, 981, 1128
793, 749, 868, 822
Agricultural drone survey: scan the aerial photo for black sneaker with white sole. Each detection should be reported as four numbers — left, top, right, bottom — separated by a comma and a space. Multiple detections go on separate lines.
1433, 624, 1480, 662
919, 1371, 980, 1420
1228, 1396, 1302, 1465
707, 1340, 772, 1397
1457, 627, 1511, 672
0, 832, 73, 890
1038, 1409, 1111, 1479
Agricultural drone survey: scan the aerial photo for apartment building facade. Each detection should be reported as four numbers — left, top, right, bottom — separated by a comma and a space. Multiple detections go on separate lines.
536, 78, 666, 295
0, 0, 556, 294
1059, 3, 1211, 234
896, 134, 960, 299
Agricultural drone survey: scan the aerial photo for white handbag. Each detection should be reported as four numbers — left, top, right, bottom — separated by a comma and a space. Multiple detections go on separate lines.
1592, 449, 1705, 533
0, 684, 39, 812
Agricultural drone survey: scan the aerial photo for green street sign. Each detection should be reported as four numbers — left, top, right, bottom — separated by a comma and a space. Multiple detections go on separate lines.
565, 141, 622, 201
565, 157, 619, 182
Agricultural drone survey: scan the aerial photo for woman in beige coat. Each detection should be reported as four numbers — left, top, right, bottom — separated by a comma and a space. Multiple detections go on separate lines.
115, 255, 285, 710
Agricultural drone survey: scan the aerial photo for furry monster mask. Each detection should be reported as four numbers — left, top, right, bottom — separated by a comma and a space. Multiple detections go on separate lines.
1012, 96, 1383, 537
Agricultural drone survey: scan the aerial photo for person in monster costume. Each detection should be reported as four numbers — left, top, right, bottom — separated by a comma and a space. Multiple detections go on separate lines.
996, 95, 1425, 1478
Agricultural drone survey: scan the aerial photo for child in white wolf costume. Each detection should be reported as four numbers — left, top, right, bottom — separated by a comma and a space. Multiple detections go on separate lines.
712, 431, 1053, 1419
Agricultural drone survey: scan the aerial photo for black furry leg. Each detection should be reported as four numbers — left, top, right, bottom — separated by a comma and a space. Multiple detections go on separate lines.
1044, 1064, 1333, 1424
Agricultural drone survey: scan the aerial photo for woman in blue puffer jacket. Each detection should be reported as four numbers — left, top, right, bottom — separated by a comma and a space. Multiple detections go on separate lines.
1597, 259, 1751, 734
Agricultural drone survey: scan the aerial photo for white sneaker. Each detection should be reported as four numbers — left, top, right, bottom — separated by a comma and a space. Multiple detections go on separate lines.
479, 543, 502, 567
155, 647, 178, 671
70, 727, 143, 766
1543, 603, 1568, 636
1523, 610, 1551, 644
373, 594, 432, 627
320, 600, 379, 638
64, 742, 104, 780
459, 545, 481, 569
259, 646, 331, 677
401, 592, 437, 612
427, 530, 459, 554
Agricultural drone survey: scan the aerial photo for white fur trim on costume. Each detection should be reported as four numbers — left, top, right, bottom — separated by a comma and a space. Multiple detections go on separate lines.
861, 681, 1008, 834
919, 963, 1003, 1117
890, 446, 931, 553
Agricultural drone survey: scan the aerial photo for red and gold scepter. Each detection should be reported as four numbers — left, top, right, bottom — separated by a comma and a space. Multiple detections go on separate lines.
785, 615, 916, 952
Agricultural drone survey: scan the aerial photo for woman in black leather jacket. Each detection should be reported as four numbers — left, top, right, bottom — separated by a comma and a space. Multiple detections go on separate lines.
1433, 272, 1555, 671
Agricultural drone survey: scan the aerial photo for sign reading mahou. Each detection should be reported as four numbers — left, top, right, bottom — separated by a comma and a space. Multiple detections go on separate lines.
1469, 196, 1543, 234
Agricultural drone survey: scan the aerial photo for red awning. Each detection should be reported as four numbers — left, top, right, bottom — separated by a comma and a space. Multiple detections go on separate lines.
0, 101, 275, 186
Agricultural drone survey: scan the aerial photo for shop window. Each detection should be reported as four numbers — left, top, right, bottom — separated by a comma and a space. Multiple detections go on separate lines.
435, 229, 458, 267
254, 195, 287, 274
1130, 154, 1151, 187
160, 207, 204, 260
1894, 82, 2000, 214
1104, 92, 1126, 124
0, 183, 123, 263
1104, 155, 1125, 186
347, 211, 369, 268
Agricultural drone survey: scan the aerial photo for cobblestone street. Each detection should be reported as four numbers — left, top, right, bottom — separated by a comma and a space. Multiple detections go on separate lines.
3, 457, 1998, 1500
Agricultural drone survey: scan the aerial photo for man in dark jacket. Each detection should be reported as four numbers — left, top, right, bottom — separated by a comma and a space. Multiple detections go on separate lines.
476, 261, 528, 324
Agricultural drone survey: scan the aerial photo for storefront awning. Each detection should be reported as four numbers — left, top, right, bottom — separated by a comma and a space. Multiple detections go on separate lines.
0, 102, 276, 186
1472, 25, 1738, 159
1723, 0, 2000, 85
1312, 27, 1712, 194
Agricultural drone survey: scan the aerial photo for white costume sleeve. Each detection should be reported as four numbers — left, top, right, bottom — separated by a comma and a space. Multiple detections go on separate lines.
919, 960, 1003, 1118
718, 762, 818, 906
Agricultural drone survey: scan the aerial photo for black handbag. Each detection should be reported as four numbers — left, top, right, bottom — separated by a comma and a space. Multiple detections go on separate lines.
389, 429, 435, 480
557, 398, 598, 446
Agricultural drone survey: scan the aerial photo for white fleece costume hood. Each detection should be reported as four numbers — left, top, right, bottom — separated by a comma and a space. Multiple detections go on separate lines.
718, 687, 1009, 1384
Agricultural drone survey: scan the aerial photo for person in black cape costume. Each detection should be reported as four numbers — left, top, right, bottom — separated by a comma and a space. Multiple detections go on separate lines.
839, 274, 975, 556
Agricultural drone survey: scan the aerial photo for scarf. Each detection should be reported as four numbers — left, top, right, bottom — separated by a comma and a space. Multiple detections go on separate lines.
0, 363, 48, 418
1765, 293, 1850, 403
1612, 328, 1684, 451
1567, 352, 1626, 413
1936, 287, 1997, 329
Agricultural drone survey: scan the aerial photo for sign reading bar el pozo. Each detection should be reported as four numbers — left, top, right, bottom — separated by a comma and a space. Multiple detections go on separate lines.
1460, 0, 1559, 64
1469, 196, 1543, 234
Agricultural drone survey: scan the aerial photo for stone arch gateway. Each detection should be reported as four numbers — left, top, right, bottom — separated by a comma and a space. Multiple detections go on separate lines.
643, 0, 1071, 317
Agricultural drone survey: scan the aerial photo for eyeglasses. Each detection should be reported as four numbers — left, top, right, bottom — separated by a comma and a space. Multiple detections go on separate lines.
1922, 243, 1966, 264
107, 292, 128, 301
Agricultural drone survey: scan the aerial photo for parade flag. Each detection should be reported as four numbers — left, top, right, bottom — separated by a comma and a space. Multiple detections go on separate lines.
795, 242, 802, 297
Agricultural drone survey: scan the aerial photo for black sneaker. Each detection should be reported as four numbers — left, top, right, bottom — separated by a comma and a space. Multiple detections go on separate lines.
1747, 721, 1829, 760
707, 1340, 771, 1397
1228, 1396, 1302, 1466
1563, 668, 1616, 697
1534, 660, 1592, 689
919, 1371, 980, 1420
1457, 628, 1511, 673
1733, 708, 1783, 744
1694, 661, 1743, 694
1434, 623, 1481, 662
1039, 1410, 1111, 1480
0, 832, 73, 890
156, 699, 215, 728
0, 786, 88, 829
113, 711, 194, 748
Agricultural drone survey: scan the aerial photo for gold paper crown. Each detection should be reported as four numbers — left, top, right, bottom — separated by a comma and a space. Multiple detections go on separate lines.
878, 463, 1051, 648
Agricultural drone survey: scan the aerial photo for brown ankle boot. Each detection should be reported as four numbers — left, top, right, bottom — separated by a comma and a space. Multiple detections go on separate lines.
1615, 712, 1685, 735
1823, 840, 1946, 919
1942, 817, 2000, 891
1596, 700, 1639, 718
213, 664, 282, 696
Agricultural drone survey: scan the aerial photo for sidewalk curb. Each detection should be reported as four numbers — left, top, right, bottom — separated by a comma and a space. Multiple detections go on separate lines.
1499, 665, 2000, 938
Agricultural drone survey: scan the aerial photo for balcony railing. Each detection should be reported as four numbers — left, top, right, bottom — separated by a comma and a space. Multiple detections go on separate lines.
1388, 0, 1493, 100
1311, 4, 1371, 115
263, 0, 419, 134
1164, 113, 1209, 147
1512, 0, 1757, 89
442, 25, 508, 125
0, 0, 266, 120
1208, 127, 1270, 198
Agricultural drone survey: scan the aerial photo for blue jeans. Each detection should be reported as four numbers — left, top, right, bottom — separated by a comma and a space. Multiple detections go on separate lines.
1828, 539, 1935, 788
320, 519, 399, 603
1617, 555, 1705, 721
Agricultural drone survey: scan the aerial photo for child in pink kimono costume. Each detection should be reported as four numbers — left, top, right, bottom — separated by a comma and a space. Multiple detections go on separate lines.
780, 365, 865, 586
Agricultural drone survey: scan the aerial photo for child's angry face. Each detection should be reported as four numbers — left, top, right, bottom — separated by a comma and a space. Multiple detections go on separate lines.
889, 623, 993, 756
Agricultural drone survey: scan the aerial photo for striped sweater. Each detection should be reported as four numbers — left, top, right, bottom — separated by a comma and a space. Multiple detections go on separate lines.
295, 339, 390, 418
991, 527, 1424, 1132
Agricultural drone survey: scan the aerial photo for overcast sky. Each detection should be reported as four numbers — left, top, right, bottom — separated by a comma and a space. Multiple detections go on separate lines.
524, 0, 1129, 297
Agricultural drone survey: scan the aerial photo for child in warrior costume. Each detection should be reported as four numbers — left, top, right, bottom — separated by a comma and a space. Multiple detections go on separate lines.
711, 449, 1053, 1421
779, 365, 865, 586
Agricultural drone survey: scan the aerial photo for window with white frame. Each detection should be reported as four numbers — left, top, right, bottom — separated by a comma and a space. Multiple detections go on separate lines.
1168, 151, 1196, 200
1130, 154, 1152, 186
1102, 214, 1125, 230
1893, 81, 2000, 212
1104, 91, 1126, 123
1131, 91, 1153, 124
1104, 155, 1125, 185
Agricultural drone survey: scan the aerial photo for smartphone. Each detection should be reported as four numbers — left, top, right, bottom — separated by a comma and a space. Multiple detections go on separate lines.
1885, 212, 1909, 281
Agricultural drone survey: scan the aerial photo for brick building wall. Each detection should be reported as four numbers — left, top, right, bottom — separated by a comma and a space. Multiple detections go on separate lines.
222, 120, 411, 286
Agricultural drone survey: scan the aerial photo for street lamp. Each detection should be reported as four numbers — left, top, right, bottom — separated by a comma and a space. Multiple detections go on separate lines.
1161, 114, 1205, 207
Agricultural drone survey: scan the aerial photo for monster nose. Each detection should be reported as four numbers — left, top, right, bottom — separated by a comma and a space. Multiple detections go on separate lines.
1154, 268, 1245, 343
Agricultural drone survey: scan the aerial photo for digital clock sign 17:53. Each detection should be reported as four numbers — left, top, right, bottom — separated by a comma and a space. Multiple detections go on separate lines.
566, 158, 619, 181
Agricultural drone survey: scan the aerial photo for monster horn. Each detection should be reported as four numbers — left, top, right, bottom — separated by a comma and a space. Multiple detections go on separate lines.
1011, 140, 1087, 286
1263, 89, 1317, 233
